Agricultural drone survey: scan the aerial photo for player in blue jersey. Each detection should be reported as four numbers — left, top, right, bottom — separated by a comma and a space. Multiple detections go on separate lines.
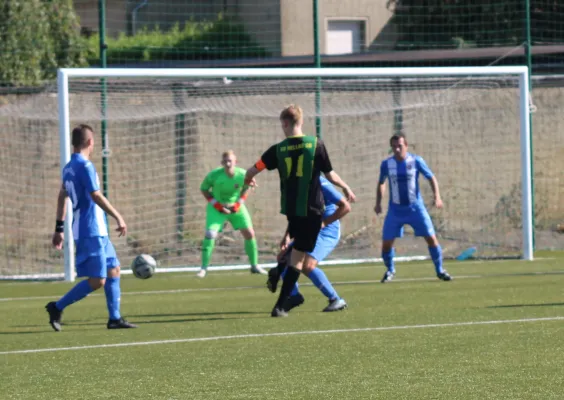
267, 176, 351, 313
45, 124, 137, 331
375, 133, 452, 283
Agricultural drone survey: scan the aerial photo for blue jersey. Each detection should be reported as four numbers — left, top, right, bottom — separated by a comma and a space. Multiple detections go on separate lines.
62, 153, 108, 241
378, 153, 434, 208
320, 176, 343, 235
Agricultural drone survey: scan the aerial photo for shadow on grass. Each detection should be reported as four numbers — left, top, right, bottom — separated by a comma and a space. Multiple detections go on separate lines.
12, 311, 267, 328
53, 316, 259, 326
488, 302, 564, 308
133, 311, 264, 318
0, 330, 56, 334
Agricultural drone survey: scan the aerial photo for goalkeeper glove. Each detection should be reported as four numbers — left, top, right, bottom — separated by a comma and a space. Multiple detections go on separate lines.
230, 193, 248, 213
209, 198, 228, 213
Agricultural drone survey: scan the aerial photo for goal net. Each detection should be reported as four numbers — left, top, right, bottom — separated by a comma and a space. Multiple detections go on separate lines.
0, 67, 532, 280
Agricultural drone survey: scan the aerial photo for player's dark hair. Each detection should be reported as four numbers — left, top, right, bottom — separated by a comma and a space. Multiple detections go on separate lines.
71, 124, 94, 148
389, 132, 407, 146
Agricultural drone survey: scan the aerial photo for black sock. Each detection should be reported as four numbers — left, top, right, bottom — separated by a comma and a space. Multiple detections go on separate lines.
276, 261, 286, 275
276, 247, 292, 276
275, 265, 300, 308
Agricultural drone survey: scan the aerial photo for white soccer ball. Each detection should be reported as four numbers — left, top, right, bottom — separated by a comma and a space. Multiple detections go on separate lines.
131, 254, 156, 279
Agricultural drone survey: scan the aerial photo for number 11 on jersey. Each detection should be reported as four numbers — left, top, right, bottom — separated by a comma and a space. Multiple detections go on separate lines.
284, 155, 304, 178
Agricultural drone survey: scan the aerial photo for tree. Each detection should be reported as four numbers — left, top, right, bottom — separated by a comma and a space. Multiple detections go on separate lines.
388, 0, 564, 50
0, 0, 86, 86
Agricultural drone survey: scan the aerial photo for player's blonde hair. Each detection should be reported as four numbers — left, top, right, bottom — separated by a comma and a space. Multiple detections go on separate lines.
222, 150, 236, 159
279, 104, 303, 125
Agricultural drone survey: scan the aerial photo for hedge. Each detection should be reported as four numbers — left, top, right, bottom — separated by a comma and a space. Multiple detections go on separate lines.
85, 15, 270, 65
0, 8, 267, 86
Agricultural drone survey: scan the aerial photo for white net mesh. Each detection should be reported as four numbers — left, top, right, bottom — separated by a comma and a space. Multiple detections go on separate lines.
0, 72, 527, 279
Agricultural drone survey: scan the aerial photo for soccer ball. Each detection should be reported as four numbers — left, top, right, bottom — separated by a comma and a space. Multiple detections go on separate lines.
131, 254, 156, 279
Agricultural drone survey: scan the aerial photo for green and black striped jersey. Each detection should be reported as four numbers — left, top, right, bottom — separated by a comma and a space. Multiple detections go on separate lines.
260, 135, 333, 217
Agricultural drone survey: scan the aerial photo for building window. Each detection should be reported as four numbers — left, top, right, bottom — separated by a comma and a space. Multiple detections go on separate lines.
326, 20, 366, 55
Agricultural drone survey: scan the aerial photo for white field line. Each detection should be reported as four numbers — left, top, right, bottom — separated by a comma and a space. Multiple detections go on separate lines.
2, 269, 564, 302
2, 257, 555, 282
0, 256, 429, 281
1, 316, 562, 356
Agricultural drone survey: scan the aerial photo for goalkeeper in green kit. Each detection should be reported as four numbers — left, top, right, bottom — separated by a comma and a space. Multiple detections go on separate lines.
197, 150, 267, 278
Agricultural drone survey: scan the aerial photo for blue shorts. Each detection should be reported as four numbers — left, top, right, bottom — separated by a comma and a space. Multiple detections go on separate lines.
383, 203, 435, 241
75, 236, 120, 278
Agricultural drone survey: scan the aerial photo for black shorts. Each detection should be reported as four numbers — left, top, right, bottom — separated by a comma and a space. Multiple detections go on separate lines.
287, 215, 323, 253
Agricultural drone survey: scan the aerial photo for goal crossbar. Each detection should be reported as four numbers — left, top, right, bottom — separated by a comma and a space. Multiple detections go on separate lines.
59, 66, 529, 78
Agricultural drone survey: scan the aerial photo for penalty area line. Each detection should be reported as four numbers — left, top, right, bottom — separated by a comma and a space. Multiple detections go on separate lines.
1, 316, 563, 355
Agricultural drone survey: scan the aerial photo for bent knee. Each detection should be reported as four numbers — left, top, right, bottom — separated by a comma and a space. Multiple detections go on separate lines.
425, 235, 439, 247
108, 266, 121, 278
88, 277, 105, 290
241, 228, 255, 240
205, 230, 218, 240
302, 257, 318, 275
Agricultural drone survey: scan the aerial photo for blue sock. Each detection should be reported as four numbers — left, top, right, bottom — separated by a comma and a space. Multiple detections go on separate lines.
55, 280, 93, 311
308, 268, 339, 301
281, 267, 300, 296
104, 277, 121, 320
382, 248, 395, 273
429, 245, 444, 275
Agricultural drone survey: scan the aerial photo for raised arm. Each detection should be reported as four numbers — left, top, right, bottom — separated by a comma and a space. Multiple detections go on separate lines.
244, 164, 263, 185
245, 144, 277, 185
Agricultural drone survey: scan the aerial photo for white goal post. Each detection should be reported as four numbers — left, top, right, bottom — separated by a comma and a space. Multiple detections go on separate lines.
54, 66, 532, 282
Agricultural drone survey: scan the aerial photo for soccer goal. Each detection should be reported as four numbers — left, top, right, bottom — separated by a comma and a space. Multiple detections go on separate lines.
0, 66, 532, 281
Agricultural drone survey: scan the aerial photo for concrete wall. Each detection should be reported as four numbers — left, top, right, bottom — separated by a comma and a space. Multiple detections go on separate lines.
75, 0, 231, 36
281, 0, 397, 56
74, 0, 128, 36
128, 1, 227, 32
235, 0, 282, 56
74, 0, 281, 54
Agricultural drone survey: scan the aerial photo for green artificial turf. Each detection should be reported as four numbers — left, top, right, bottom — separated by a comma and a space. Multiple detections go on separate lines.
1, 253, 563, 399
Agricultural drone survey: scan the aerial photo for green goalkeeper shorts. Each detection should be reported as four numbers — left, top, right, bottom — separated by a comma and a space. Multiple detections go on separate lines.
205, 203, 253, 233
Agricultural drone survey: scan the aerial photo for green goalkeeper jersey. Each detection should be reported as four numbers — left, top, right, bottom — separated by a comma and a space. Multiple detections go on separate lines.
200, 167, 247, 204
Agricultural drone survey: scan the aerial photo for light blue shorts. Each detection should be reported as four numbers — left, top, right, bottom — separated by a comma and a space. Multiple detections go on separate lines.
383, 203, 435, 241
285, 226, 340, 263
308, 226, 340, 262
75, 236, 120, 278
